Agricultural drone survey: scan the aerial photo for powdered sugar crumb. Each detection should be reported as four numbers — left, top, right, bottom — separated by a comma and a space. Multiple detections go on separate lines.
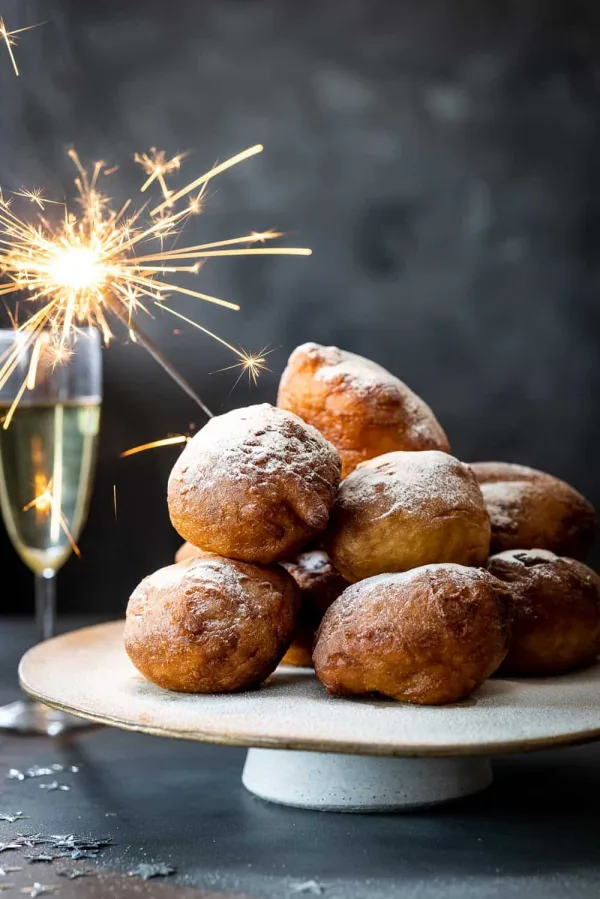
490, 549, 558, 564
293, 550, 330, 573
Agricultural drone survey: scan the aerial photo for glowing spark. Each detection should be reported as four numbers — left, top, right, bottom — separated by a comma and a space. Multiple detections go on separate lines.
120, 434, 189, 458
113, 484, 117, 521
187, 192, 205, 216
0, 144, 312, 424
23, 477, 81, 557
214, 346, 274, 387
134, 148, 187, 201
154, 305, 270, 388
48, 343, 75, 369
0, 17, 43, 76
12, 189, 61, 211
238, 349, 271, 387
25, 472, 52, 517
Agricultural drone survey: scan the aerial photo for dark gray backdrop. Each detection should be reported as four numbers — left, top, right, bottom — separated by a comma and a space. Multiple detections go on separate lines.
1, 0, 599, 614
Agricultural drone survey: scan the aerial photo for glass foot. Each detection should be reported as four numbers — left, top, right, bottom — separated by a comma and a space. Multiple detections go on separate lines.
0, 699, 92, 736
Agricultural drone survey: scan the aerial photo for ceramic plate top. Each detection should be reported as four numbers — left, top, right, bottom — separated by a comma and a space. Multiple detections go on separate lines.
19, 621, 600, 757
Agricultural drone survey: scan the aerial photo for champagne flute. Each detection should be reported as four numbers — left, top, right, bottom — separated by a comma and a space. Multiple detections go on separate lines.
0, 327, 102, 734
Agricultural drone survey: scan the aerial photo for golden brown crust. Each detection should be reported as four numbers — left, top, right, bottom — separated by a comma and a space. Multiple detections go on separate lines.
173, 545, 347, 669
313, 564, 508, 705
487, 549, 600, 676
280, 549, 349, 667
472, 462, 596, 560
277, 343, 450, 478
324, 450, 491, 583
280, 638, 313, 668
167, 403, 341, 565
124, 551, 300, 693
174, 541, 202, 563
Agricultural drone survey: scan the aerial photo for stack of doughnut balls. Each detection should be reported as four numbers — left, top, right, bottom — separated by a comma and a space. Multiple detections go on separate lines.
124, 343, 600, 705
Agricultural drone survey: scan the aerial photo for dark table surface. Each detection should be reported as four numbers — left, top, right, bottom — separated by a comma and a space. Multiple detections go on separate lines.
1, 617, 600, 899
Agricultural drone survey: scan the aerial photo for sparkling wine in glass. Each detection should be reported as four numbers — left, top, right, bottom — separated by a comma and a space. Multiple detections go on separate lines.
0, 328, 102, 734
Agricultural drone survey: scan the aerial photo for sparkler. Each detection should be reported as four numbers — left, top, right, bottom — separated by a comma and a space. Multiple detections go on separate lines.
134, 148, 187, 201
215, 346, 273, 388
0, 16, 42, 76
23, 477, 80, 557
119, 346, 272, 458
0, 143, 312, 426
120, 435, 189, 458
13, 189, 60, 211
120, 344, 273, 460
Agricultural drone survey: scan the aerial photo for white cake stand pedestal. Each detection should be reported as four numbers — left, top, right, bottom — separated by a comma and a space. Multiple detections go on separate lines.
242, 748, 492, 811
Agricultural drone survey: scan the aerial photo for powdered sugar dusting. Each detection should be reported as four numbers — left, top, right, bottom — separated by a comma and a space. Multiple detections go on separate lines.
180, 555, 252, 602
201, 404, 331, 471
338, 451, 484, 520
479, 482, 523, 531
329, 565, 499, 628
170, 403, 340, 509
472, 461, 544, 484
130, 555, 253, 611
311, 345, 403, 397
305, 344, 437, 429
353, 564, 492, 593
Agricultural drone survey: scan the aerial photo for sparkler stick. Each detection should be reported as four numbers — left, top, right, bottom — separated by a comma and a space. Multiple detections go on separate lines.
104, 293, 213, 418
131, 327, 213, 418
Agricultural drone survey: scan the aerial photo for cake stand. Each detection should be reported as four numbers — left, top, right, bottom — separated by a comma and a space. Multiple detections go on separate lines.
19, 621, 600, 812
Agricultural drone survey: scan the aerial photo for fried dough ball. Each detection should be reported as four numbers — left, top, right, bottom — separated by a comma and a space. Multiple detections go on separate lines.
277, 343, 450, 478
325, 450, 491, 583
487, 549, 600, 676
124, 552, 300, 693
175, 541, 201, 563
472, 462, 596, 560
313, 564, 508, 705
280, 549, 349, 667
168, 403, 341, 565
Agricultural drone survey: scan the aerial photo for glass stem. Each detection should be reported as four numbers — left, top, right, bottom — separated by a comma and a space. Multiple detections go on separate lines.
35, 570, 56, 643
